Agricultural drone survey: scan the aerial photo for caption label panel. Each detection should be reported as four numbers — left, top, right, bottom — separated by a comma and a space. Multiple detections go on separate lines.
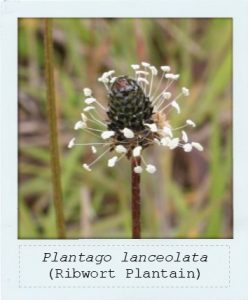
19, 244, 230, 288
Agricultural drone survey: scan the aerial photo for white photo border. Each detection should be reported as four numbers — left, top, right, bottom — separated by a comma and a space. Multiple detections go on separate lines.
1, 0, 248, 299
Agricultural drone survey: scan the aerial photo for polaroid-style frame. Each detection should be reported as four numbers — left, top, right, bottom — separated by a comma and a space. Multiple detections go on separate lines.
1, 0, 248, 299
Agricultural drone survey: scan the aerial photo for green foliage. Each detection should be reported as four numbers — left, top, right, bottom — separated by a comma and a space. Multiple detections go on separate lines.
18, 18, 232, 238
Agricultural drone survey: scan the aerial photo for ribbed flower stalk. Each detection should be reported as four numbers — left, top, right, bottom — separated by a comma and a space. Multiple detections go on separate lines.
131, 156, 141, 239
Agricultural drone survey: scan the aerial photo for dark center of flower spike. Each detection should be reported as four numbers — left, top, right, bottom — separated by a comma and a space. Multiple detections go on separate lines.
107, 76, 154, 132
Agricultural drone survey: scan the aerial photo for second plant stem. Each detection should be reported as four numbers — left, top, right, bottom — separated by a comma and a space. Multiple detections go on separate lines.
44, 18, 66, 238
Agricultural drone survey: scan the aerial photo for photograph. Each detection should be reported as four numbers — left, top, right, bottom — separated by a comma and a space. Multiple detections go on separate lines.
18, 18, 232, 239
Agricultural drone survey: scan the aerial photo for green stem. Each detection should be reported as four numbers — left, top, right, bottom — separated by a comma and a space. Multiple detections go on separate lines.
44, 19, 66, 238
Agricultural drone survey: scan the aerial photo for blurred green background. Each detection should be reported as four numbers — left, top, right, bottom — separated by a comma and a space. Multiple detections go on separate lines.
18, 18, 232, 239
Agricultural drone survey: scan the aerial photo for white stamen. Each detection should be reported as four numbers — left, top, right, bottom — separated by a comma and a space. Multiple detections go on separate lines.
110, 77, 117, 83
169, 138, 179, 149
101, 130, 115, 140
81, 113, 88, 122
83, 106, 95, 112
144, 123, 158, 132
192, 142, 204, 151
146, 164, 157, 174
183, 143, 193, 152
115, 145, 127, 153
186, 119, 196, 127
149, 66, 158, 76
141, 62, 150, 67
133, 146, 142, 157
161, 65, 171, 72
171, 100, 181, 114
182, 87, 190, 96
68, 137, 76, 148
122, 128, 134, 139
106, 70, 115, 77
98, 73, 111, 92
137, 77, 149, 85
172, 74, 180, 80
134, 166, 143, 173
108, 156, 118, 167
162, 92, 172, 99
136, 70, 149, 76
153, 138, 161, 145
74, 121, 87, 130
165, 73, 180, 80
131, 64, 140, 70
163, 126, 173, 137
83, 88, 92, 97
182, 130, 188, 143
98, 76, 109, 83
161, 137, 171, 146
83, 164, 92, 172
91, 146, 97, 154
164, 73, 174, 79
85, 97, 96, 105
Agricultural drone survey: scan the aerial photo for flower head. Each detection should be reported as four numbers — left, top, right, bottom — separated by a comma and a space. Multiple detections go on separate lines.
68, 63, 203, 174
